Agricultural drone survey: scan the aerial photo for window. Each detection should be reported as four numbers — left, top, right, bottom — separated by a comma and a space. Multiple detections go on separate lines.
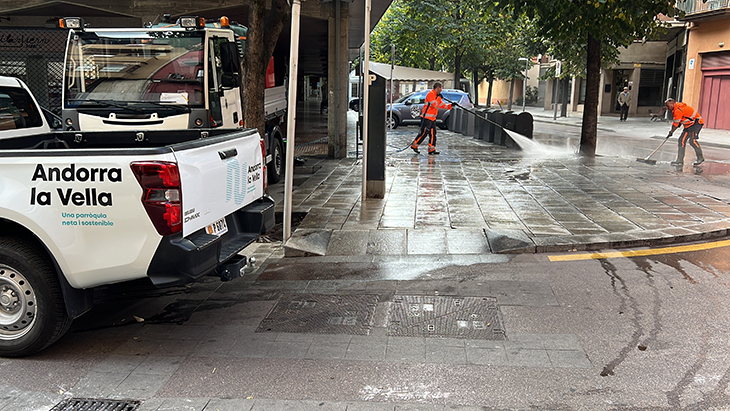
409, 93, 426, 104
638, 69, 664, 107
0, 87, 44, 131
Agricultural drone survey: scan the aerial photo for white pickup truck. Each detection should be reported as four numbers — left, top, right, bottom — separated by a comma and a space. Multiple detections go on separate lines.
0, 76, 275, 357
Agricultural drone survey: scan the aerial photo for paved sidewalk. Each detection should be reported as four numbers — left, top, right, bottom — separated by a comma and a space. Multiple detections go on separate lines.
274, 108, 730, 257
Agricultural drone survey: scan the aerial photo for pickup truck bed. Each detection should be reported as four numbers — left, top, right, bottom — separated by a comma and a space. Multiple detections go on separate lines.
0, 125, 275, 357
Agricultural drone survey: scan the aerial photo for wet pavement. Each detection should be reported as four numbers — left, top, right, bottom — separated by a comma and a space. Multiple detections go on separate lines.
6, 103, 730, 411
271, 103, 730, 257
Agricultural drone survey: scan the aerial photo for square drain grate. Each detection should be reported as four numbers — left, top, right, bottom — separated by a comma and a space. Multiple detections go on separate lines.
388, 295, 506, 339
50, 398, 139, 411
256, 293, 378, 335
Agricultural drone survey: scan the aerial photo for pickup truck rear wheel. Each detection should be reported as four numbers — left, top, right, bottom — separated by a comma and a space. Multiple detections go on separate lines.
0, 238, 71, 357
268, 138, 284, 184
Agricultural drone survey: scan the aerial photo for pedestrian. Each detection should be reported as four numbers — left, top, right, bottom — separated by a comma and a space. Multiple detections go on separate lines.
665, 98, 705, 166
617, 86, 631, 121
410, 82, 451, 155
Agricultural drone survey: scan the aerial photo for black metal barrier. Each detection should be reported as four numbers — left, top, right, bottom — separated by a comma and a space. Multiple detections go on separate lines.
464, 107, 476, 137
514, 112, 534, 139
455, 108, 533, 149
503, 111, 518, 148
473, 109, 488, 140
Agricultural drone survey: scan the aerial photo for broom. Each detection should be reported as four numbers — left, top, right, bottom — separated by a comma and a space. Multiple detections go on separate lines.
636, 135, 670, 165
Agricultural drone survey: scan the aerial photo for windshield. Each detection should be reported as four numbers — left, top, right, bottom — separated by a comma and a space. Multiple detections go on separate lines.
64, 30, 205, 109
395, 92, 416, 104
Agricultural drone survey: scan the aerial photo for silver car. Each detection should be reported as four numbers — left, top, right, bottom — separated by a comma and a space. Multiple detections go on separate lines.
386, 89, 473, 130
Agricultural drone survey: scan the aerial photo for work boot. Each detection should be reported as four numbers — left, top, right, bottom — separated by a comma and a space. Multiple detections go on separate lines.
672, 147, 686, 166
411, 146, 420, 154
693, 146, 704, 165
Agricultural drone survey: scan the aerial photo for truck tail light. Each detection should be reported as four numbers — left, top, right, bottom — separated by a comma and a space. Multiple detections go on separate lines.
260, 138, 268, 191
130, 162, 182, 236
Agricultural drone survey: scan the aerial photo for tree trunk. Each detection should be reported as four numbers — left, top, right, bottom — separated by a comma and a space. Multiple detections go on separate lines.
453, 53, 461, 89
243, 0, 267, 137
508, 80, 514, 110
472, 69, 479, 107
579, 34, 601, 157
243, 0, 289, 138
486, 73, 494, 108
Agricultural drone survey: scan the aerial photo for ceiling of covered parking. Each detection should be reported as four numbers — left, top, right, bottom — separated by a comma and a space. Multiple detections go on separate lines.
0, 0, 393, 77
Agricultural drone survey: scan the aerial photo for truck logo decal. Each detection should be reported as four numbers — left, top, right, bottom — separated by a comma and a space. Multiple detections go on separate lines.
225, 158, 248, 206
29, 164, 120, 207
225, 159, 260, 205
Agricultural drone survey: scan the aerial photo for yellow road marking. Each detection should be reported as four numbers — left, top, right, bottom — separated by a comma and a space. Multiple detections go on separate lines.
548, 239, 730, 262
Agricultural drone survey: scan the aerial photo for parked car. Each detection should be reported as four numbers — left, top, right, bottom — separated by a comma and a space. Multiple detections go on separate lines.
386, 89, 473, 130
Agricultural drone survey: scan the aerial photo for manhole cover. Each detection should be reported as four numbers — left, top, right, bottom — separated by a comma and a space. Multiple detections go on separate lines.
387, 295, 506, 339
49, 398, 139, 411
256, 293, 379, 335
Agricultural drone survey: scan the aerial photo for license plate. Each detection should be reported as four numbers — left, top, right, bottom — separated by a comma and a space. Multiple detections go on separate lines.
205, 218, 228, 236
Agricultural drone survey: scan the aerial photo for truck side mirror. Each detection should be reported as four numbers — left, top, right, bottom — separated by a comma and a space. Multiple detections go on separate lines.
220, 42, 241, 89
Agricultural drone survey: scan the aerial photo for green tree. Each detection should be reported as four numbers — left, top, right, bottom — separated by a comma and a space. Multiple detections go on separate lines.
371, 0, 495, 85
372, 2, 542, 107
498, 0, 677, 156
370, 0, 442, 70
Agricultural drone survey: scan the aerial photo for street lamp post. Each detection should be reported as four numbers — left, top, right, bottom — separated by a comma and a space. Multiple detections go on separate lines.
518, 57, 529, 112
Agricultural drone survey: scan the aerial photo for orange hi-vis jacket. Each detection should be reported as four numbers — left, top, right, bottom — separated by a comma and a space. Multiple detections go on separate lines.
421, 89, 451, 121
671, 102, 704, 129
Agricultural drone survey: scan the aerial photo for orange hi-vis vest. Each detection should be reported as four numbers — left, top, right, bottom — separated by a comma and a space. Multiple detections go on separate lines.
421, 89, 451, 121
671, 102, 704, 129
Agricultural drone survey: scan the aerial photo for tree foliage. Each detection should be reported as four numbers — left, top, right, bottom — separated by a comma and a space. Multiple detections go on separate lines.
371, 0, 541, 105
497, 0, 679, 155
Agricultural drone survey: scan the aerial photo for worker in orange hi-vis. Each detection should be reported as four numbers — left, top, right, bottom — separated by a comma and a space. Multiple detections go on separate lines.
665, 98, 705, 166
410, 82, 451, 155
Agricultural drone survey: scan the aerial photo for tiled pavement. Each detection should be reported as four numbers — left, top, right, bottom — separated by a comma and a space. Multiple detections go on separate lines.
275, 112, 730, 256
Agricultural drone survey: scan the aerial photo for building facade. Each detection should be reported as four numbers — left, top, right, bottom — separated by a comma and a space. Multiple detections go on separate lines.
678, 0, 730, 130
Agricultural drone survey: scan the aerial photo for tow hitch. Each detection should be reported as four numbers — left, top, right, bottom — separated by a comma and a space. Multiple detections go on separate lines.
214, 255, 247, 281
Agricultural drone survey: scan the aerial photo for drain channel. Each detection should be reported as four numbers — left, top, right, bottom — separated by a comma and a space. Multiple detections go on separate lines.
50, 398, 139, 411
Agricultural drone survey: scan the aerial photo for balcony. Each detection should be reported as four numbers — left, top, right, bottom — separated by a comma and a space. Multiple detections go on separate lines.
676, 0, 730, 15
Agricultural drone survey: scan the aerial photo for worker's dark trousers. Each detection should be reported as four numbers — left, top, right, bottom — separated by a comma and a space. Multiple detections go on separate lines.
620, 104, 628, 121
676, 122, 704, 164
411, 118, 437, 152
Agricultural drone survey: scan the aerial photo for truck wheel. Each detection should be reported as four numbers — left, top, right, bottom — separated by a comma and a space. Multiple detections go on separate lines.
268, 138, 284, 184
0, 238, 71, 357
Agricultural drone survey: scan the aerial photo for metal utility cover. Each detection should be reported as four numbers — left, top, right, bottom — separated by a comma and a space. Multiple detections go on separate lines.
388, 295, 506, 339
49, 398, 139, 411
256, 293, 379, 335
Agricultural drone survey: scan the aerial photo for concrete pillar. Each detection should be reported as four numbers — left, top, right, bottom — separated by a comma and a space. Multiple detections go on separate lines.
630, 67, 640, 116
327, 0, 349, 159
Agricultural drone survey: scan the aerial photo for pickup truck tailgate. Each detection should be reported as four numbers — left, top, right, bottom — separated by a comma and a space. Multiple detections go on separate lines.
172, 129, 264, 237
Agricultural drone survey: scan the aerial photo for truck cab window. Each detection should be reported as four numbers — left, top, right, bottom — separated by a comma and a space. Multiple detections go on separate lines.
208, 37, 227, 126
0, 87, 43, 130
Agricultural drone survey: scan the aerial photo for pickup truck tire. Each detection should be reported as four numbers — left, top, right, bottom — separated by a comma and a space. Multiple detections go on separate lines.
0, 238, 71, 357
268, 138, 284, 184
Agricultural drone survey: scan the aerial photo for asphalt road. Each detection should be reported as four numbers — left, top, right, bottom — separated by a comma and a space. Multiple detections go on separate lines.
5, 240, 730, 411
